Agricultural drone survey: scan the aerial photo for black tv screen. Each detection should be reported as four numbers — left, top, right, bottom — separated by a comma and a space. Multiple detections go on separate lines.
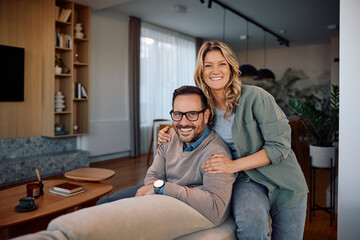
0, 44, 25, 102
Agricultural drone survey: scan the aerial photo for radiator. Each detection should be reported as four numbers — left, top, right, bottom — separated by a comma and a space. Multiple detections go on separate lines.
81, 120, 131, 156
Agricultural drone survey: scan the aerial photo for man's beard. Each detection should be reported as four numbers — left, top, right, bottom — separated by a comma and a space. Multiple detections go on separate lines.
175, 123, 204, 145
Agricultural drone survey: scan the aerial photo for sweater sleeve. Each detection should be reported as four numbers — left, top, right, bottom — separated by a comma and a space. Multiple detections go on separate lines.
144, 144, 167, 185
254, 93, 292, 164
163, 171, 235, 226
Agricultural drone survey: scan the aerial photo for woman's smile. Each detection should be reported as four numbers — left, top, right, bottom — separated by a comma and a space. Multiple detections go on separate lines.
210, 76, 223, 81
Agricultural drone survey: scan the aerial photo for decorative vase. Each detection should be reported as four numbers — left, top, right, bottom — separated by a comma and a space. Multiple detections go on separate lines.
73, 124, 78, 134
55, 92, 65, 112
55, 66, 62, 74
309, 145, 336, 168
74, 23, 84, 38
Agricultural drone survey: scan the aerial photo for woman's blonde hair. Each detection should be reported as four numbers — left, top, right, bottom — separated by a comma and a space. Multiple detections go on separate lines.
194, 40, 242, 125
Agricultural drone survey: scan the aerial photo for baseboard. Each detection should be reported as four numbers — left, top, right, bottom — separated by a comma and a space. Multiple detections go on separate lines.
90, 151, 131, 163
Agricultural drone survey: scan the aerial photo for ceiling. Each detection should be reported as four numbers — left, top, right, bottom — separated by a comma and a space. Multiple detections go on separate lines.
74, 0, 339, 53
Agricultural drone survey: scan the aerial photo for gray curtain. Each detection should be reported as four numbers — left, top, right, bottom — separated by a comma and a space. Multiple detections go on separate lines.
129, 16, 141, 157
195, 38, 203, 59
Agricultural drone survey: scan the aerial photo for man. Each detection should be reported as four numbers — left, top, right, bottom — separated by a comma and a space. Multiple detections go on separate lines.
97, 85, 235, 225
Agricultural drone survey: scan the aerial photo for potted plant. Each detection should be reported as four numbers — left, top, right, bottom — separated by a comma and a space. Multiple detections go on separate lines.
288, 84, 339, 168
55, 123, 62, 132
55, 56, 70, 74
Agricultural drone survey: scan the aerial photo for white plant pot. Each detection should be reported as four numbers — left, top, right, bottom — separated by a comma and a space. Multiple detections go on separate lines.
309, 145, 336, 168
55, 66, 62, 74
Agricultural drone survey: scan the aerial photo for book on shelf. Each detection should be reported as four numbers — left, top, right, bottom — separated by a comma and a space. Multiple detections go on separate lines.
64, 9, 72, 22
56, 33, 72, 49
58, 8, 72, 22
74, 82, 81, 99
55, 6, 61, 20
55, 130, 68, 136
53, 182, 84, 193
74, 83, 88, 99
81, 86, 88, 99
49, 188, 85, 197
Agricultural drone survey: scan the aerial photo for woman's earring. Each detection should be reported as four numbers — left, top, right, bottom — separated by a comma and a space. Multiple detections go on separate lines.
201, 78, 204, 81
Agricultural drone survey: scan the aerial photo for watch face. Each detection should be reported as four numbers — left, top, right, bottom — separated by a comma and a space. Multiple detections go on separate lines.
154, 180, 164, 188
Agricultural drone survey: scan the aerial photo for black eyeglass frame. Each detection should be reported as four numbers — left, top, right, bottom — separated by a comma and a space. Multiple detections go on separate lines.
169, 108, 207, 122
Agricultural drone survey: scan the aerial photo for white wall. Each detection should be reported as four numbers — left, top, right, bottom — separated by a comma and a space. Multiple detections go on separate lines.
238, 43, 332, 84
338, 0, 360, 238
78, 10, 131, 161
89, 10, 129, 121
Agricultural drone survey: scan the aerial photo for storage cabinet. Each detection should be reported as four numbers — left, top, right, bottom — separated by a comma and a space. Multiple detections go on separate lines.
46, 0, 90, 137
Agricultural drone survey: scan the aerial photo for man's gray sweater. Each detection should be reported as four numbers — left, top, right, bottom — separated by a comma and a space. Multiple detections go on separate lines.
145, 128, 235, 225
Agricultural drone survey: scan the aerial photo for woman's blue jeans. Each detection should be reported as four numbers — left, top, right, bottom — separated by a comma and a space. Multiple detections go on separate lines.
232, 178, 307, 240
96, 183, 144, 205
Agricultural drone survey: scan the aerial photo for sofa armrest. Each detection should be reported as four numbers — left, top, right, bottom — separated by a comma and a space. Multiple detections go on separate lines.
46, 195, 214, 240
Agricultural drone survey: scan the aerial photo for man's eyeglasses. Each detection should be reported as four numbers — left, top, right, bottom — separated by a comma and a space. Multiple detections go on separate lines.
169, 109, 207, 122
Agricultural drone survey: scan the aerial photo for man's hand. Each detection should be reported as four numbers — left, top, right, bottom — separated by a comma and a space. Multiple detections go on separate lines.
135, 184, 155, 197
203, 154, 236, 174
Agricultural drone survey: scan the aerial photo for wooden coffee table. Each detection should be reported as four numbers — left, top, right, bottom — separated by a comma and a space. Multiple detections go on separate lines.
0, 179, 113, 229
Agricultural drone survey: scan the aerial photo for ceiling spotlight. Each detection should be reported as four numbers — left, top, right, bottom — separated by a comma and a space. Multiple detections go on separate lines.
173, 5, 187, 13
279, 29, 286, 34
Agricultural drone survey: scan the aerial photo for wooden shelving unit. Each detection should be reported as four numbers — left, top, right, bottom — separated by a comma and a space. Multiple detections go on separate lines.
46, 0, 90, 137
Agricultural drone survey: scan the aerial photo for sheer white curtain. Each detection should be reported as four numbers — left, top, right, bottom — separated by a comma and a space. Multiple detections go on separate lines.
140, 22, 196, 154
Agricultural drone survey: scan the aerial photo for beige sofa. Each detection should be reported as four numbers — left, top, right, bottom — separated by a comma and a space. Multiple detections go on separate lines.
13, 195, 236, 240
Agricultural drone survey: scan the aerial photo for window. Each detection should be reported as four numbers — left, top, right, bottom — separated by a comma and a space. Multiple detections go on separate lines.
140, 22, 196, 153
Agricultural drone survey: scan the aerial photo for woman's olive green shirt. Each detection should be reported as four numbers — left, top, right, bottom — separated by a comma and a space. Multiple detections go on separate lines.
232, 85, 308, 215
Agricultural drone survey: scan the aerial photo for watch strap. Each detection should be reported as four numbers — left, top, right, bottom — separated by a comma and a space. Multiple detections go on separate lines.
159, 182, 166, 195
154, 186, 161, 194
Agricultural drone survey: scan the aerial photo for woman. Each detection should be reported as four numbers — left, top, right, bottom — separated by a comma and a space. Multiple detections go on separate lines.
158, 40, 308, 240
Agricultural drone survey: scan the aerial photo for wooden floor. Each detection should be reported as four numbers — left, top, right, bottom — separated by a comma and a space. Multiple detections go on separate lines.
1, 140, 337, 239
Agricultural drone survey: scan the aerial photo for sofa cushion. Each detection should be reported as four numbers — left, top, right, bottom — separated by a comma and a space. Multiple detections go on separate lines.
176, 216, 237, 240
47, 195, 215, 240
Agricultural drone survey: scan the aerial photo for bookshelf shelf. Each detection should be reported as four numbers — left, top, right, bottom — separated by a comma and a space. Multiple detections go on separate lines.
55, 111, 71, 115
74, 62, 88, 67
56, 20, 72, 26
54, 134, 71, 138
55, 47, 72, 51
55, 73, 72, 77
74, 37, 89, 42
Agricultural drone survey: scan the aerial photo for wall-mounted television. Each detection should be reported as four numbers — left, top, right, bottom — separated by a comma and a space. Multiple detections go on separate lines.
0, 44, 25, 102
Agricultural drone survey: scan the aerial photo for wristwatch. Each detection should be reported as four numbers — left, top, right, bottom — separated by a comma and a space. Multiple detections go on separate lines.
153, 180, 166, 194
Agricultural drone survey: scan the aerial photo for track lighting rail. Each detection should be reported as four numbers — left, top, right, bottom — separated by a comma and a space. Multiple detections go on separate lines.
201, 0, 290, 47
